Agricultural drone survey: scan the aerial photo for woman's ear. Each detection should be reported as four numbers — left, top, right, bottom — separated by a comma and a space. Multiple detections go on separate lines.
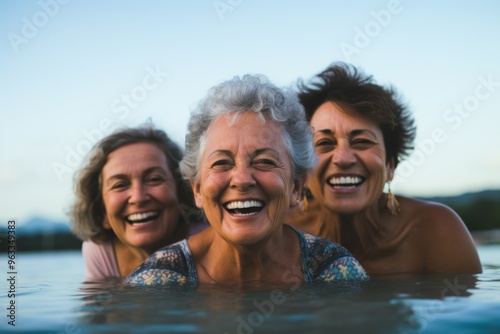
103, 217, 111, 230
191, 182, 204, 209
290, 176, 306, 208
387, 158, 396, 182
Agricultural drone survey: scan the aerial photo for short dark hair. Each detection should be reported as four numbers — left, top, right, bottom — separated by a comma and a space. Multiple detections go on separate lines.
69, 124, 192, 243
298, 62, 416, 165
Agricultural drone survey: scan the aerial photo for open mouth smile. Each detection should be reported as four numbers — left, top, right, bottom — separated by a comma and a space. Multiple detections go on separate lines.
126, 211, 160, 225
328, 176, 365, 188
223, 200, 265, 216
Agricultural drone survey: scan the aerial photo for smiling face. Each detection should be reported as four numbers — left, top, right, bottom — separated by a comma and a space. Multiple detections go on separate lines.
101, 142, 180, 253
192, 112, 302, 246
309, 102, 394, 215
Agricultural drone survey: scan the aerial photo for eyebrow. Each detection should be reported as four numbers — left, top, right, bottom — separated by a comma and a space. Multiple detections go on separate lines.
103, 166, 168, 185
253, 148, 280, 157
350, 129, 378, 138
314, 129, 334, 136
207, 149, 233, 159
207, 148, 281, 159
314, 128, 378, 138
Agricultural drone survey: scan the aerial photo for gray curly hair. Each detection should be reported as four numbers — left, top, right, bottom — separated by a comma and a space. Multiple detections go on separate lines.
179, 74, 316, 183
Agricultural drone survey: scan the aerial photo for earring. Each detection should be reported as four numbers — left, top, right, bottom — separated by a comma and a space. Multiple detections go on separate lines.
386, 181, 400, 216
298, 192, 309, 215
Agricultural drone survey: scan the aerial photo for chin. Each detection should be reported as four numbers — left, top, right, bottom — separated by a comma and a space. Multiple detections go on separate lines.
227, 231, 269, 246
220, 221, 271, 243
325, 200, 367, 215
128, 236, 161, 250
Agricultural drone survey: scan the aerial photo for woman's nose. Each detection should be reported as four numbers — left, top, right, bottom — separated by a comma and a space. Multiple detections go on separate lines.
128, 182, 150, 206
230, 165, 256, 191
331, 142, 356, 167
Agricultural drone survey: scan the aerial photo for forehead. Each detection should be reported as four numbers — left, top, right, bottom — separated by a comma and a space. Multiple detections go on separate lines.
102, 142, 168, 175
311, 102, 381, 134
204, 112, 286, 149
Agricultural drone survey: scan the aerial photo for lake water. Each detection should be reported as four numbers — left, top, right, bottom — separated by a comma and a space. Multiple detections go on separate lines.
1, 245, 499, 334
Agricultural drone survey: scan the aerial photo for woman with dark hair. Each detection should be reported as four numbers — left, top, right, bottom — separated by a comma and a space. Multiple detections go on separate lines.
287, 62, 481, 275
70, 124, 205, 280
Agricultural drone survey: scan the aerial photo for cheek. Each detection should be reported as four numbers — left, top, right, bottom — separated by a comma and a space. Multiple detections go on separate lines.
362, 152, 389, 189
312, 154, 330, 180
267, 176, 294, 226
272, 190, 289, 210
316, 152, 330, 167
102, 193, 123, 215
102, 205, 123, 232
364, 150, 387, 173
157, 186, 179, 205
202, 174, 229, 199
268, 173, 292, 202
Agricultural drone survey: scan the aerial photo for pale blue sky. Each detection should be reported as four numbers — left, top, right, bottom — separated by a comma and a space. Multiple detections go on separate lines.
2, 0, 500, 225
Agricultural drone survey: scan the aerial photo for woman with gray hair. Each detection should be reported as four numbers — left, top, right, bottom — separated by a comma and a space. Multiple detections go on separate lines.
125, 75, 368, 286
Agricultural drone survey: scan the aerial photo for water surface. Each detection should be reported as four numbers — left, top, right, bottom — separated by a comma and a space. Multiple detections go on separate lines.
1, 245, 499, 334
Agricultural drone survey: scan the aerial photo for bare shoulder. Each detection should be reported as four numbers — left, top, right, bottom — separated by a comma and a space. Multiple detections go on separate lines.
186, 227, 214, 258
398, 196, 466, 231
399, 196, 475, 245
397, 196, 481, 274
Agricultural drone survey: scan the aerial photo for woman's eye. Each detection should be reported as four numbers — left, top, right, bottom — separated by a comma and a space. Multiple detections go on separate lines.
254, 159, 277, 169
211, 160, 233, 169
315, 139, 335, 153
147, 175, 164, 183
257, 159, 274, 164
213, 160, 229, 166
351, 139, 374, 149
315, 139, 335, 146
111, 182, 128, 190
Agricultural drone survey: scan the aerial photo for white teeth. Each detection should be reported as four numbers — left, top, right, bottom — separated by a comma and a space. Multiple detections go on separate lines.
127, 211, 158, 222
328, 176, 363, 186
225, 200, 264, 210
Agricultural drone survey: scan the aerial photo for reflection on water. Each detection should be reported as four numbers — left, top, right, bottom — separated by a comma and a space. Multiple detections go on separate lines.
72, 272, 494, 334
1, 247, 500, 333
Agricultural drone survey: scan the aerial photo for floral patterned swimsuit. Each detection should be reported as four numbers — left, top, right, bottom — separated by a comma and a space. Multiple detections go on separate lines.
124, 226, 368, 286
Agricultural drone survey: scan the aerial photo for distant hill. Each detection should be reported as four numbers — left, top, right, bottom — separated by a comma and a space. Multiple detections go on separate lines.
418, 189, 500, 206
1, 189, 499, 251
0, 216, 81, 252
418, 189, 500, 232
16, 217, 72, 235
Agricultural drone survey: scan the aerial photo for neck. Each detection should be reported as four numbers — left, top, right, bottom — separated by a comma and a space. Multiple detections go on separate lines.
113, 238, 149, 277
194, 226, 302, 284
327, 197, 387, 260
